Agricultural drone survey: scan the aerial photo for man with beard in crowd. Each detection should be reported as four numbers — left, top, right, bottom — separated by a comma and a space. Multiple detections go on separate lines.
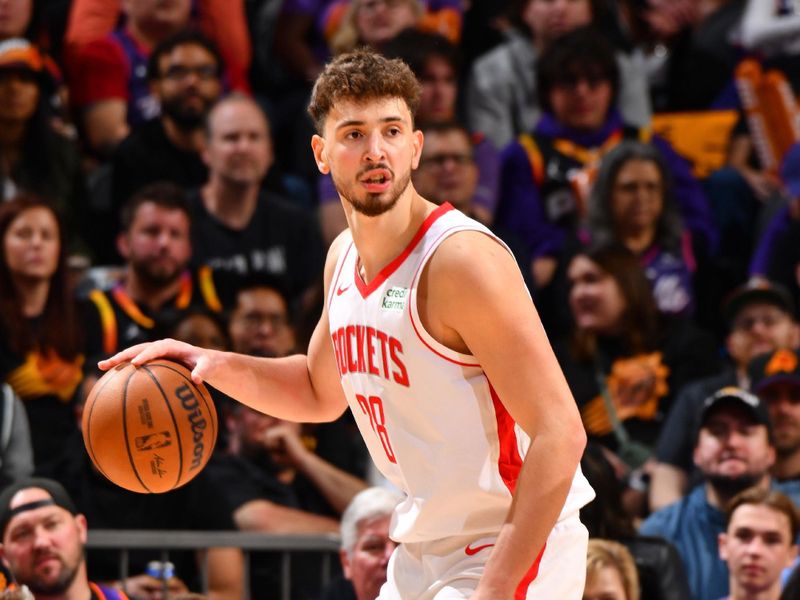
0, 477, 130, 600
84, 182, 226, 367
97, 30, 224, 263
640, 387, 799, 600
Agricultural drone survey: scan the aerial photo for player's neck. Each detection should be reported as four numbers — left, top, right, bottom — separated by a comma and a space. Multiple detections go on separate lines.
346, 190, 433, 284
202, 179, 260, 230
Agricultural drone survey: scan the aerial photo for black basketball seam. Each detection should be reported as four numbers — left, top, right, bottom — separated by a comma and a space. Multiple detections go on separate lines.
123, 368, 152, 493
84, 363, 130, 482
146, 362, 217, 453
141, 364, 185, 490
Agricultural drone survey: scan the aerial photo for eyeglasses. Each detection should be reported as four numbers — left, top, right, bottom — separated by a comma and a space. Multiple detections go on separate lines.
420, 153, 473, 168
235, 312, 288, 330
161, 64, 219, 82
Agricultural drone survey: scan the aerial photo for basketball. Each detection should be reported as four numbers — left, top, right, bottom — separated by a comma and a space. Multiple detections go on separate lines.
82, 360, 217, 493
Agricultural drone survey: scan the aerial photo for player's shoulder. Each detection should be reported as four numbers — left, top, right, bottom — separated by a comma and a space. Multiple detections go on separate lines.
429, 228, 513, 276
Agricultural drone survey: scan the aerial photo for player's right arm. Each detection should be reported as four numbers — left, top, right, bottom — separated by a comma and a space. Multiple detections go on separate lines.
98, 234, 351, 423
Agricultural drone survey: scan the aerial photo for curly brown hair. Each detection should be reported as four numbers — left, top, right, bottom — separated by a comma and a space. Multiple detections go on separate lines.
307, 49, 421, 134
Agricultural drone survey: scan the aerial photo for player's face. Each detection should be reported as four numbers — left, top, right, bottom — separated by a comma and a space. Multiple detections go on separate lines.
523, 0, 592, 46
355, 0, 418, 48
693, 407, 775, 482
119, 203, 191, 285
0, 68, 39, 123
3, 206, 60, 282
204, 100, 273, 186
412, 129, 477, 212
417, 57, 457, 123
567, 255, 627, 335
1, 488, 87, 596
342, 514, 396, 600
760, 382, 800, 455
719, 504, 797, 596
0, 0, 32, 38
610, 159, 664, 234
726, 303, 799, 369
582, 565, 627, 600
154, 44, 222, 129
228, 287, 295, 358
312, 96, 423, 217
549, 73, 612, 132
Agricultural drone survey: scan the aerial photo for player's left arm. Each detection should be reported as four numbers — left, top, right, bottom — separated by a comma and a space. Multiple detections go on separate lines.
424, 231, 586, 599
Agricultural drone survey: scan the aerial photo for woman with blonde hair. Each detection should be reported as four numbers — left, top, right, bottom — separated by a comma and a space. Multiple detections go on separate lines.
584, 539, 640, 600
329, 0, 423, 55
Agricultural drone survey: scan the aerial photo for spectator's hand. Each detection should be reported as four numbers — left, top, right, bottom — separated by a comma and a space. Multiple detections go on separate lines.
122, 574, 189, 600
263, 423, 308, 468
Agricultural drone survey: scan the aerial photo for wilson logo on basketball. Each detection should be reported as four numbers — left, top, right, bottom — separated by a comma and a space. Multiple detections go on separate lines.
175, 384, 208, 470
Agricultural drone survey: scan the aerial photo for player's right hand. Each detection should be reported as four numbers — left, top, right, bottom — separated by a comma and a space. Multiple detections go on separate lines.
98, 338, 217, 385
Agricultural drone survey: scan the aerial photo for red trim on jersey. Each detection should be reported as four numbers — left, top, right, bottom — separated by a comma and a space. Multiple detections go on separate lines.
515, 543, 547, 599
408, 286, 480, 367
406, 221, 481, 367
328, 242, 355, 310
354, 202, 454, 299
489, 383, 523, 493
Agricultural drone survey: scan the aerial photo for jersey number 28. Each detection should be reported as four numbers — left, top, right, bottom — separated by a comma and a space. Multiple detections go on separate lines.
356, 394, 397, 464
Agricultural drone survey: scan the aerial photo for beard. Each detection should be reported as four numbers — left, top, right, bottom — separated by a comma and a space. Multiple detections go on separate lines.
707, 472, 763, 499
26, 554, 80, 595
131, 256, 183, 288
332, 163, 412, 217
161, 92, 213, 130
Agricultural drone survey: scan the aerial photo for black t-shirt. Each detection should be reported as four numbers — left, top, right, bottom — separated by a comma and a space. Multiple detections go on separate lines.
554, 317, 722, 452
188, 189, 324, 305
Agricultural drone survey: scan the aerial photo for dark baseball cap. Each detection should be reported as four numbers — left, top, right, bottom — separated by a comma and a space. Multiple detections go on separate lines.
723, 279, 794, 325
749, 348, 800, 392
0, 477, 78, 537
697, 386, 773, 440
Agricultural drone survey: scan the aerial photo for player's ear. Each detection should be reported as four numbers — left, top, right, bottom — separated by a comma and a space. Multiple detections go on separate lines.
311, 135, 330, 174
411, 129, 424, 169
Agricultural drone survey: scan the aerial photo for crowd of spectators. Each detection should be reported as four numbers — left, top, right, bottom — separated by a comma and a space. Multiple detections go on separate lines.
2, 0, 800, 598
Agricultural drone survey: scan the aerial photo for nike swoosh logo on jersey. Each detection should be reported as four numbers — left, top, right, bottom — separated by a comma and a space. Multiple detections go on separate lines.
464, 542, 494, 556
336, 284, 351, 296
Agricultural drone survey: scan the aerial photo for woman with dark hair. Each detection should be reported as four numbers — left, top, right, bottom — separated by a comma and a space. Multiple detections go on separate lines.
0, 196, 84, 470
0, 39, 85, 254
586, 141, 696, 316
555, 245, 718, 478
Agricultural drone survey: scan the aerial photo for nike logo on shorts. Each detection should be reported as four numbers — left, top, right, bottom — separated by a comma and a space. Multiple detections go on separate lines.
464, 542, 494, 556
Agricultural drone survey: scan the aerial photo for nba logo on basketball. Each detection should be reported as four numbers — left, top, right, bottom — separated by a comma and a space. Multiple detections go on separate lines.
135, 431, 172, 451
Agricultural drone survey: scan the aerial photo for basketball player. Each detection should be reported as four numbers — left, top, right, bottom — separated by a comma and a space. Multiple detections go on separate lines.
101, 50, 595, 599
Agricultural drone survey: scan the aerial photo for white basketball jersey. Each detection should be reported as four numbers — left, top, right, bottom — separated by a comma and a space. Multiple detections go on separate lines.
328, 204, 594, 543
